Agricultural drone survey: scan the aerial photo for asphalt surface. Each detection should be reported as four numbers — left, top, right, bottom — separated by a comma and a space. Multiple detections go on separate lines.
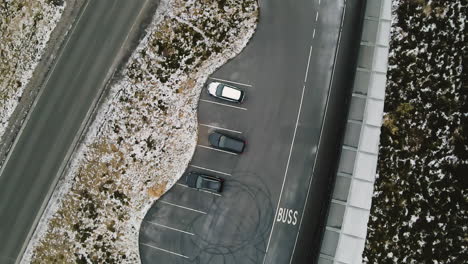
139, 0, 366, 263
0, 0, 159, 262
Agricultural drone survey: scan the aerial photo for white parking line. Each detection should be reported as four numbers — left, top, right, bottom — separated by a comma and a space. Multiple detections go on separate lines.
176, 183, 222, 196
159, 200, 207, 214
200, 123, 242, 134
146, 221, 194, 236
197, 145, 238, 155
140, 243, 189, 259
189, 165, 232, 176
263, 85, 307, 264
199, 189, 222, 197
209, 77, 252, 87
200, 99, 247, 110
304, 45, 313, 83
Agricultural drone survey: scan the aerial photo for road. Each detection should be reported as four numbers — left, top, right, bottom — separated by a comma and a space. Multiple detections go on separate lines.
139, 0, 366, 263
0, 0, 159, 262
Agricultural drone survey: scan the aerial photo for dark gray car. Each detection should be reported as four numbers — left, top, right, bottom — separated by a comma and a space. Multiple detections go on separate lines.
185, 172, 223, 193
208, 132, 245, 154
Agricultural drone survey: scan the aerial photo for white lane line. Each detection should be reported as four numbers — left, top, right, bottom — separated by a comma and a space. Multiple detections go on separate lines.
197, 145, 238, 155
176, 183, 222, 197
263, 85, 307, 263
313, 28, 316, 39
189, 165, 232, 176
289, 2, 349, 263
146, 221, 194, 236
304, 45, 313, 83
140, 243, 189, 259
200, 123, 242, 134
315, 12, 319, 21
209, 77, 252, 87
159, 200, 207, 214
318, 0, 321, 5
200, 99, 247, 111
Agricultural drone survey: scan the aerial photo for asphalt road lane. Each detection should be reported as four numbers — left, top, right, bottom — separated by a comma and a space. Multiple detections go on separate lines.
262, 0, 346, 262
0, 0, 158, 262
290, 1, 367, 262
140, 0, 365, 263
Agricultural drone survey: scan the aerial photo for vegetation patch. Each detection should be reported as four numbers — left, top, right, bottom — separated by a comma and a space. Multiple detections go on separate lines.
0, 0, 65, 138
24, 0, 258, 262
364, 1, 467, 263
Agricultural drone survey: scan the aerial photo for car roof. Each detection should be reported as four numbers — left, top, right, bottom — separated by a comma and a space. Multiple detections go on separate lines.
221, 86, 242, 100
221, 136, 244, 152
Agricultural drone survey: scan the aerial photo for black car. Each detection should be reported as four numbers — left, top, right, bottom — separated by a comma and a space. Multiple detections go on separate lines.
208, 132, 245, 154
185, 172, 223, 193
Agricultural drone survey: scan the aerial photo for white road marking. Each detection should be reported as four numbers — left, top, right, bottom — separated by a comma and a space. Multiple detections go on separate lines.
200, 123, 242, 134
189, 165, 232, 176
200, 99, 247, 111
315, 12, 319, 21
263, 85, 307, 263
200, 189, 222, 196
289, 2, 348, 263
318, 0, 321, 5
304, 45, 313, 83
209, 77, 252, 87
176, 183, 222, 197
197, 145, 238, 155
140, 243, 189, 259
159, 200, 207, 214
146, 221, 194, 236
313, 28, 316, 39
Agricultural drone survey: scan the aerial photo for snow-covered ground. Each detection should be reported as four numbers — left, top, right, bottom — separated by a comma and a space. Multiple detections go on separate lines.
0, 0, 65, 139
23, 0, 258, 262
364, 0, 466, 263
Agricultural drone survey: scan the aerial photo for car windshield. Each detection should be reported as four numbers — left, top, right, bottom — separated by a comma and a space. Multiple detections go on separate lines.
219, 136, 227, 147
215, 84, 224, 97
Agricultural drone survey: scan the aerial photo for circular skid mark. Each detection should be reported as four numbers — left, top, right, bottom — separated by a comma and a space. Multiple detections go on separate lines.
189, 171, 274, 263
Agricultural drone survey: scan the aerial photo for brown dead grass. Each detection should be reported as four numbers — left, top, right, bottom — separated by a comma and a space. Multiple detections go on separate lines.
29, 0, 259, 261
148, 180, 168, 198
32, 140, 128, 263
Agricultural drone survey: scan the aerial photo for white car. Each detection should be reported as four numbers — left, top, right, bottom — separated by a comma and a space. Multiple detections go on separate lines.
207, 81, 245, 103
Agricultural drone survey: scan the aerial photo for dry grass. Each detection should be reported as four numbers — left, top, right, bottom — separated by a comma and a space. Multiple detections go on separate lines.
32, 140, 131, 263
148, 181, 168, 198
27, 0, 258, 262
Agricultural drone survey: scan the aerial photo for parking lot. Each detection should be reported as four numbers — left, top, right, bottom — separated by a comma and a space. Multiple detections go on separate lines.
138, 0, 365, 262
140, 77, 275, 264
